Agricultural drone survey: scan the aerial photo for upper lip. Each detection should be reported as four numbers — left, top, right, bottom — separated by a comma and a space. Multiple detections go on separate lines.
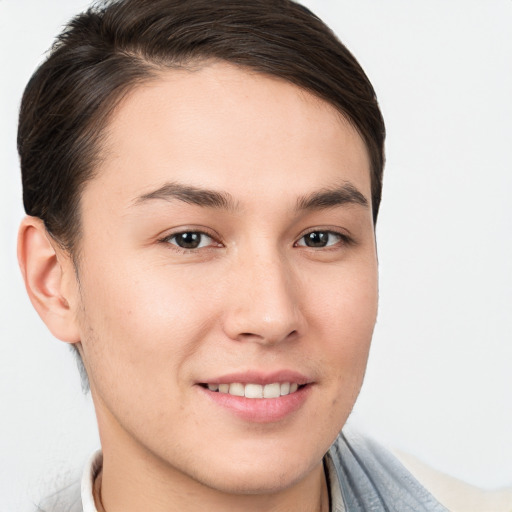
199, 369, 311, 386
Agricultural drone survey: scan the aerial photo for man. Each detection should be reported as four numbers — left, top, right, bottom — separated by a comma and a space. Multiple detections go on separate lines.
15, 0, 503, 510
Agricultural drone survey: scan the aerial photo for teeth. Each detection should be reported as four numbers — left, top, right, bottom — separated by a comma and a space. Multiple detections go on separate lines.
245, 384, 263, 398
229, 383, 245, 396
207, 381, 301, 398
263, 383, 281, 398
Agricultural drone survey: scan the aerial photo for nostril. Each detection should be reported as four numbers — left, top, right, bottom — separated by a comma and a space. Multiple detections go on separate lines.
223, 297, 303, 344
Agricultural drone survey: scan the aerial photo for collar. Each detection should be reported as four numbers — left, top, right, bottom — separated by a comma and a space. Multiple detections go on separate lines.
324, 449, 346, 512
82, 450, 102, 512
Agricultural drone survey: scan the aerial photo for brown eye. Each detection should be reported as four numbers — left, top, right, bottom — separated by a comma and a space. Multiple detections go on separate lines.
297, 231, 343, 248
168, 232, 213, 249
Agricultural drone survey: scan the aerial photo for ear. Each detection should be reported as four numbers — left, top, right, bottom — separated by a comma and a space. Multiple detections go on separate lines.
17, 216, 81, 343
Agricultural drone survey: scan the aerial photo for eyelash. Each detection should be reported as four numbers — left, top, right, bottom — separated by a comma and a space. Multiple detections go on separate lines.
158, 229, 352, 253
294, 229, 352, 249
158, 229, 222, 253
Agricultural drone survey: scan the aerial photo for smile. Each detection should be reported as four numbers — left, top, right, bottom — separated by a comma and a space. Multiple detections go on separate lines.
204, 382, 301, 398
198, 371, 312, 422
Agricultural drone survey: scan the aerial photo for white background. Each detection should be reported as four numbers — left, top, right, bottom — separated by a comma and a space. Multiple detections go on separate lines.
1, 1, 511, 510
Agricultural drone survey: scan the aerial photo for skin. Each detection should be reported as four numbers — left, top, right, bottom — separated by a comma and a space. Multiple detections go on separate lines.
19, 62, 378, 512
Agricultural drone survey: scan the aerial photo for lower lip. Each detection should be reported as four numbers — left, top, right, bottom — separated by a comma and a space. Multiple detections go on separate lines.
198, 385, 312, 423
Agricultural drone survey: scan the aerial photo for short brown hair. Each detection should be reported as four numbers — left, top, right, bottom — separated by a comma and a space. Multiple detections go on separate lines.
18, 0, 385, 254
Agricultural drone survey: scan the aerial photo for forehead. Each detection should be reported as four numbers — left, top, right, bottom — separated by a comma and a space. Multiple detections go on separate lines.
88, 61, 371, 209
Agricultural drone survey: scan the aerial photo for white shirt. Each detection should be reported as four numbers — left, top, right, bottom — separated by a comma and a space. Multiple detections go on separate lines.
81, 450, 102, 512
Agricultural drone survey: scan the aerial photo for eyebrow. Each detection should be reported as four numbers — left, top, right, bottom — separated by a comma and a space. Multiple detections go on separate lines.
132, 180, 368, 212
133, 182, 238, 211
295, 183, 369, 211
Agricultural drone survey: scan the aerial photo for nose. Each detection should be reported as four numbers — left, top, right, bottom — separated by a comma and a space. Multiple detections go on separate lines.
222, 250, 304, 345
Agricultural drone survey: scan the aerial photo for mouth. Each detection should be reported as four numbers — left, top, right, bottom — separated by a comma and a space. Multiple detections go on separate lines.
199, 382, 304, 399
196, 371, 312, 422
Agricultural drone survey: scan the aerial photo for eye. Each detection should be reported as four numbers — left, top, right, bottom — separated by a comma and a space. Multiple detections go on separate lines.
165, 231, 216, 250
296, 230, 345, 248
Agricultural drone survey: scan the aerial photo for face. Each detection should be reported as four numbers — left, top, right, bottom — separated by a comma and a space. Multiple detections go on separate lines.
69, 62, 378, 494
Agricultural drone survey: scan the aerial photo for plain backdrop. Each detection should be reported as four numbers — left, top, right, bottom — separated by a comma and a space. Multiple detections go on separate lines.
1, 1, 511, 510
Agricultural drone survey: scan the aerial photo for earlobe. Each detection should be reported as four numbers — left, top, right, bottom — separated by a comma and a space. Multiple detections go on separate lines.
17, 216, 81, 344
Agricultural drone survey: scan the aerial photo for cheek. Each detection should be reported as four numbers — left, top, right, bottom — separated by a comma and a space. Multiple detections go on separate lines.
307, 260, 377, 391
307, 256, 378, 338
82, 256, 217, 334
76, 260, 222, 397
76, 262, 228, 451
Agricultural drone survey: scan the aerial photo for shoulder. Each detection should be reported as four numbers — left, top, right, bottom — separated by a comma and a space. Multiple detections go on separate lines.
393, 449, 512, 512
35, 450, 102, 512
329, 428, 512, 512
35, 481, 83, 512
328, 429, 448, 511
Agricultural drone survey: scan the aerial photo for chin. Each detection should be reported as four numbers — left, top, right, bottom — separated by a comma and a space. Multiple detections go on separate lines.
183, 440, 323, 496
196, 461, 309, 495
